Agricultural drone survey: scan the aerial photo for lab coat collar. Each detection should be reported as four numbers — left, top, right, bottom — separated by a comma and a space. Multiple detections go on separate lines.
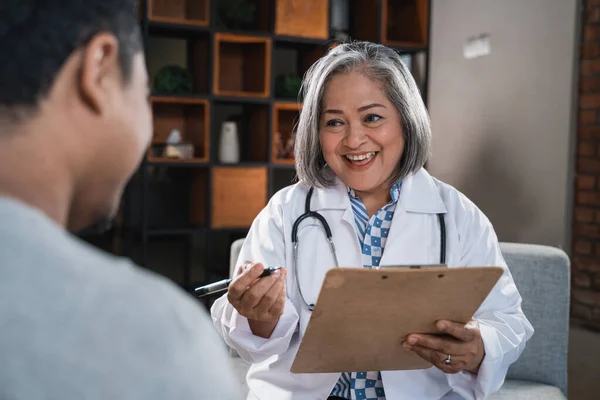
310, 168, 447, 214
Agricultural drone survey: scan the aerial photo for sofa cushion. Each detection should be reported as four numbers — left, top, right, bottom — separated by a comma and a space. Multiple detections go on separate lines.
499, 243, 570, 394
489, 379, 566, 400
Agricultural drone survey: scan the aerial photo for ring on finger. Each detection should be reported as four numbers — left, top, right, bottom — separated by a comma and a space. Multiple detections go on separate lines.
443, 354, 452, 366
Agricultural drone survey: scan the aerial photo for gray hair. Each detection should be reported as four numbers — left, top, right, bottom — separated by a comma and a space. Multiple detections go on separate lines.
294, 41, 431, 188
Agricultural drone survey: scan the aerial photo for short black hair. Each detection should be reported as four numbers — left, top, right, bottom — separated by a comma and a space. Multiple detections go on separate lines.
0, 0, 143, 120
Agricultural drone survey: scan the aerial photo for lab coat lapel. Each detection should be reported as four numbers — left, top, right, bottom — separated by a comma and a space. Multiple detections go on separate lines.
310, 176, 359, 246
380, 169, 447, 266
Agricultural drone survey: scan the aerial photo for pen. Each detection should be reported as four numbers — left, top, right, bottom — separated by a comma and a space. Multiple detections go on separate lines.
194, 266, 282, 298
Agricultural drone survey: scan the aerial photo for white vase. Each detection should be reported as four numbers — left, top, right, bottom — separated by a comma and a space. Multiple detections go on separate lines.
219, 121, 240, 163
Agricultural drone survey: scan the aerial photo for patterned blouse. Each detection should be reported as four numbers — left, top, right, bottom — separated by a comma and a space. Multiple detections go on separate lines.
328, 182, 402, 400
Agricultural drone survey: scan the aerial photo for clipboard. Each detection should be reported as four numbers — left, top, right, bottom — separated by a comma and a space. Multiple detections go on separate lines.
290, 266, 503, 374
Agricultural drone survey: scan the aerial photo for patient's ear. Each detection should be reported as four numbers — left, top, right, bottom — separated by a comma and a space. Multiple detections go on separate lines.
78, 33, 121, 115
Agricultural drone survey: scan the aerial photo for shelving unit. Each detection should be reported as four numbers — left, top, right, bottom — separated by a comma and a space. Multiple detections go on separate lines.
120, 0, 432, 301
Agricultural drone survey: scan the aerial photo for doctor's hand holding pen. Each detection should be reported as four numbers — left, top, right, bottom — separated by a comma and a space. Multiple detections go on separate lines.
227, 262, 288, 339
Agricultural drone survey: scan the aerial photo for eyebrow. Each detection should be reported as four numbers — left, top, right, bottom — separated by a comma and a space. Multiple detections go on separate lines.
323, 103, 386, 114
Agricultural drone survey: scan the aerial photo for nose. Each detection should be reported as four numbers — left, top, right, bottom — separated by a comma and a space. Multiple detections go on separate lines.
344, 123, 368, 149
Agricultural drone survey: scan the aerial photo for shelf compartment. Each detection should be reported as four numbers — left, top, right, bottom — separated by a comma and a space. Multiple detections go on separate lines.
348, 0, 429, 48
146, 33, 209, 95
213, 33, 271, 98
273, 43, 327, 100
211, 167, 268, 228
149, 96, 209, 163
272, 102, 299, 164
382, 0, 429, 47
146, 168, 208, 230
148, 0, 210, 27
349, 0, 379, 42
213, 102, 269, 163
274, 0, 329, 40
216, 0, 271, 32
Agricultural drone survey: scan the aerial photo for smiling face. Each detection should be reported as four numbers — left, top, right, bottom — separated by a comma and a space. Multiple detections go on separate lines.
319, 71, 405, 196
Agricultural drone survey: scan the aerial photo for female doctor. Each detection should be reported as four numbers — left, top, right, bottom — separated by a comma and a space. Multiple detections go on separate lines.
211, 41, 534, 400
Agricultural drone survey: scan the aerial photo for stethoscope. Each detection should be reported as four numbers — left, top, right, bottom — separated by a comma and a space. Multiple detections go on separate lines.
291, 187, 447, 311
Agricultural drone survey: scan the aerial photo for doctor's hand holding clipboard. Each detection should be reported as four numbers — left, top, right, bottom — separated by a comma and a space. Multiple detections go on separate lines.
209, 40, 534, 400
402, 319, 486, 375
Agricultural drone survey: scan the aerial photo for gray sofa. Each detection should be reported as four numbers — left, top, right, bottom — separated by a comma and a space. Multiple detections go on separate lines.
227, 240, 570, 399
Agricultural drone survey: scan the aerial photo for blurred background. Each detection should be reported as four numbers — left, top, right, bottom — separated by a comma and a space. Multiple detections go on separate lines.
79, 0, 598, 398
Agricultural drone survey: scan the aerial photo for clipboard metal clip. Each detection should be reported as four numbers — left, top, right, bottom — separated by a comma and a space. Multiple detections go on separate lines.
379, 264, 448, 270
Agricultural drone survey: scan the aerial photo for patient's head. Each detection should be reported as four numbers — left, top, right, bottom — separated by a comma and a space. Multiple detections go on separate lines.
0, 0, 150, 233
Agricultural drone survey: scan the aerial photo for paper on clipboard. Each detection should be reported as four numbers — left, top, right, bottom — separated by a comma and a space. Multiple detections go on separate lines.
290, 266, 503, 374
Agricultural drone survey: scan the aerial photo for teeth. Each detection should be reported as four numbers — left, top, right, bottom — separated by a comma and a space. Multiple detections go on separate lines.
346, 152, 376, 161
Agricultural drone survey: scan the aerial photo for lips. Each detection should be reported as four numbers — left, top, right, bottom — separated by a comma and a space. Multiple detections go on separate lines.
345, 151, 379, 164
342, 151, 380, 170
345, 152, 377, 161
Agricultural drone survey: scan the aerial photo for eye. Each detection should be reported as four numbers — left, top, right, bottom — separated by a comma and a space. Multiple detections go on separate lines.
364, 114, 383, 123
325, 119, 344, 127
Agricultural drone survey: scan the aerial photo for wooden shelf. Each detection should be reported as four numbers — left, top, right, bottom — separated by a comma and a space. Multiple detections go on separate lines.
274, 0, 329, 40
213, 33, 271, 98
147, 157, 208, 165
213, 95, 270, 104
148, 0, 209, 27
382, 0, 429, 47
272, 102, 299, 164
211, 167, 268, 228
149, 96, 210, 163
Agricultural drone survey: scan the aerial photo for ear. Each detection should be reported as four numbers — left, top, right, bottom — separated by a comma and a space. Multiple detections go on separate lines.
78, 33, 121, 115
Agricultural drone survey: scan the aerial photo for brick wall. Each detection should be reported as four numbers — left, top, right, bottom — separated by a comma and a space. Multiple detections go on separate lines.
573, 0, 600, 330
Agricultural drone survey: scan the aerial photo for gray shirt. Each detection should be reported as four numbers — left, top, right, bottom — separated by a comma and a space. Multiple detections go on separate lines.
0, 197, 241, 399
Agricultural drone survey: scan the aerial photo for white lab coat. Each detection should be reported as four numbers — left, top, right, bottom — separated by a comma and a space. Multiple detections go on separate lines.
211, 168, 534, 400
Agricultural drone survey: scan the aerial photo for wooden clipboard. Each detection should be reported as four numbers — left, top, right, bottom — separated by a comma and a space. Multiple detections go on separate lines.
290, 266, 503, 374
